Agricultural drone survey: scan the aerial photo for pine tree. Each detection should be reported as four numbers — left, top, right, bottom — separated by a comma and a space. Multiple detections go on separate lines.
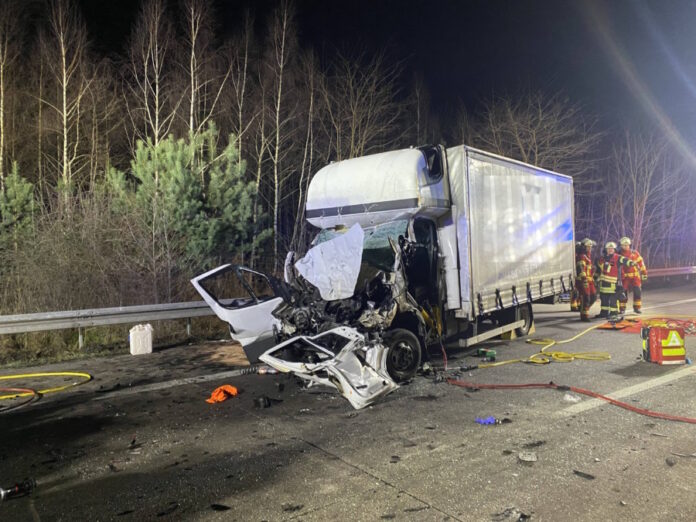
0, 161, 34, 255
106, 122, 260, 301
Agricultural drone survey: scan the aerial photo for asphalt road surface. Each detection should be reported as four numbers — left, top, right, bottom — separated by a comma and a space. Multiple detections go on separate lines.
1, 282, 696, 521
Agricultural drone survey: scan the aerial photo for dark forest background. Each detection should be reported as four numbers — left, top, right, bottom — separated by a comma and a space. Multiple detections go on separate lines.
0, 0, 694, 317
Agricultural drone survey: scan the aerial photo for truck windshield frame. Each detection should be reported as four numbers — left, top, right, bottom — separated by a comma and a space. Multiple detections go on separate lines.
315, 219, 410, 272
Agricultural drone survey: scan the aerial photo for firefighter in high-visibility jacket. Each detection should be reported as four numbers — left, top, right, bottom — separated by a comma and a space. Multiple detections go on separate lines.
575, 238, 596, 322
617, 236, 648, 314
595, 241, 637, 319
570, 241, 583, 312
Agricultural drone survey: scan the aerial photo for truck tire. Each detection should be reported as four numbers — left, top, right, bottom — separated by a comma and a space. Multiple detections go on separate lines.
384, 328, 422, 383
515, 302, 534, 337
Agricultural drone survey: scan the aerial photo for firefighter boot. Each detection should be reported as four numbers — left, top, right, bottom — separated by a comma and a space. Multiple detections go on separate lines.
633, 287, 642, 314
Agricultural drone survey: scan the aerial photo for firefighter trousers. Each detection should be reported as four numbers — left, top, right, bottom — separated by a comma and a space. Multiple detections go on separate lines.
580, 291, 596, 321
598, 281, 619, 317
619, 283, 642, 312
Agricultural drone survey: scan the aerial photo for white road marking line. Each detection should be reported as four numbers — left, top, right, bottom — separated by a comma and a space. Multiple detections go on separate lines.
640, 296, 696, 311
92, 367, 256, 401
559, 365, 696, 416
535, 296, 696, 329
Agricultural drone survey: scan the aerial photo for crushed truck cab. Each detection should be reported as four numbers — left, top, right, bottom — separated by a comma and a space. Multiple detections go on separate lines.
192, 145, 575, 408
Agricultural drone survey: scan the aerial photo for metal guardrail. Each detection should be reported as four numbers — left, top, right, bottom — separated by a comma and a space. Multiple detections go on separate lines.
648, 266, 696, 277
0, 301, 217, 347
0, 301, 215, 335
0, 266, 693, 343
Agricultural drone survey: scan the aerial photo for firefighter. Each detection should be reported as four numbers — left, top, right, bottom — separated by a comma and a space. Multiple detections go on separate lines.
575, 238, 596, 321
617, 236, 648, 314
570, 241, 583, 312
595, 241, 637, 320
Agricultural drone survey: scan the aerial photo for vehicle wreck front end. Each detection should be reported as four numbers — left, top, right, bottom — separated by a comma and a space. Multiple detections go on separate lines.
192, 218, 433, 409
259, 326, 398, 410
193, 147, 450, 408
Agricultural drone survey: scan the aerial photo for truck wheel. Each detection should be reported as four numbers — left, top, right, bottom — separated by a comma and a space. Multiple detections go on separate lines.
515, 302, 534, 337
384, 328, 422, 383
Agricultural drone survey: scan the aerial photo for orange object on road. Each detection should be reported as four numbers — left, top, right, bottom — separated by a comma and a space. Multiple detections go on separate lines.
206, 385, 238, 403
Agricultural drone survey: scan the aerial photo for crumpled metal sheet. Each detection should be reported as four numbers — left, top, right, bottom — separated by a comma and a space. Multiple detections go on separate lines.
294, 223, 364, 301
259, 326, 398, 410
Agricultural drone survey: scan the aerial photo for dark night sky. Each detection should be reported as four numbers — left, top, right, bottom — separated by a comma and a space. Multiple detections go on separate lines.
79, 0, 696, 142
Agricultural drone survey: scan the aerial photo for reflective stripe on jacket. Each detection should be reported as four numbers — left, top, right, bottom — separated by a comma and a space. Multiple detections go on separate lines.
597, 253, 633, 285
620, 248, 647, 280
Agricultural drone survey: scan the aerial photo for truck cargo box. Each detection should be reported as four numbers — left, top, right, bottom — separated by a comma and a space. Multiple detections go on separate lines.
447, 145, 575, 318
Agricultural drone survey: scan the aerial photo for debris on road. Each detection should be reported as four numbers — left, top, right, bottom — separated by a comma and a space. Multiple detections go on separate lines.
475, 416, 512, 425
563, 392, 582, 403
210, 503, 231, 511
670, 452, 696, 458
281, 503, 304, 513
492, 506, 532, 521
572, 469, 596, 480
665, 457, 677, 467
205, 385, 238, 404
156, 501, 179, 517
254, 396, 271, 409
0, 478, 36, 502
518, 452, 537, 463
522, 440, 545, 449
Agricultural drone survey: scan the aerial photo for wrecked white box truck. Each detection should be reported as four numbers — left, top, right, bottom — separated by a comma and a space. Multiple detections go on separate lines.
193, 145, 575, 408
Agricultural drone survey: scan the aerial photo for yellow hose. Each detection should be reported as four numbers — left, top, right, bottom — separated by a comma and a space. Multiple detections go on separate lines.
477, 323, 611, 368
0, 371, 93, 400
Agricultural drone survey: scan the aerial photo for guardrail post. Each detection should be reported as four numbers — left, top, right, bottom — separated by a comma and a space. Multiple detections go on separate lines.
186, 318, 192, 338
78, 327, 84, 349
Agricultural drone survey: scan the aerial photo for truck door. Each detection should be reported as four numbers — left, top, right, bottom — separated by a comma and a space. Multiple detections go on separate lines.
191, 264, 284, 362
407, 217, 439, 304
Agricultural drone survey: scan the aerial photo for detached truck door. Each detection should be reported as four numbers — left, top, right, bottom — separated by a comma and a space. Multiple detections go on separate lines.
191, 264, 283, 363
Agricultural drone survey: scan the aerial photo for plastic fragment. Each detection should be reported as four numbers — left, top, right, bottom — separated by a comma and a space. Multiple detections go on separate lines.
518, 452, 538, 463
573, 469, 596, 480
475, 416, 511, 425
563, 393, 582, 403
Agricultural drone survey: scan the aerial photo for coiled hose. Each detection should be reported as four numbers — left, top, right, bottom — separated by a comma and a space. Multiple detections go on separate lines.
0, 372, 92, 401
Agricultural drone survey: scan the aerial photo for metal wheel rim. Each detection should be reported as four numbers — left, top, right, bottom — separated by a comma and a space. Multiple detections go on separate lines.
390, 340, 416, 371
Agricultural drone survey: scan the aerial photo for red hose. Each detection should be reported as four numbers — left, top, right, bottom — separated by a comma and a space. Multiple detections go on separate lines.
447, 379, 696, 424
0, 387, 39, 414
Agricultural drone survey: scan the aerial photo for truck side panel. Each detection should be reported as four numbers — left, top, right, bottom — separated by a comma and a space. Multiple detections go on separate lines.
450, 147, 575, 316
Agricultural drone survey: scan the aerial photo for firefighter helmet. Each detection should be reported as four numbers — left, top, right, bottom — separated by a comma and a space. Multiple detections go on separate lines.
605, 241, 617, 249
619, 236, 631, 246
581, 238, 595, 247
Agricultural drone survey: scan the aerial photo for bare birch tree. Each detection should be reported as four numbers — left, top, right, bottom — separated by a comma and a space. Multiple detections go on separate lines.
180, 0, 231, 138
603, 132, 685, 264
0, 0, 22, 194
39, 0, 93, 196
264, 2, 298, 271
319, 51, 405, 161
225, 13, 255, 171
290, 53, 319, 253
125, 0, 180, 175
472, 90, 601, 181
